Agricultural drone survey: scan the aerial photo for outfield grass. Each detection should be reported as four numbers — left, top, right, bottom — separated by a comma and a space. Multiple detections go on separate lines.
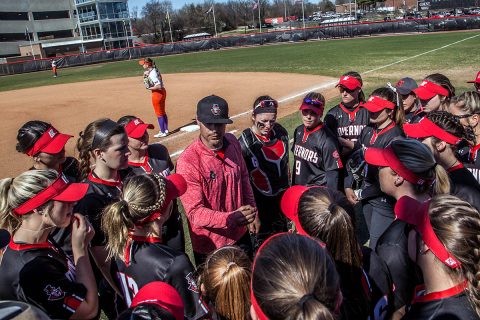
0, 31, 478, 92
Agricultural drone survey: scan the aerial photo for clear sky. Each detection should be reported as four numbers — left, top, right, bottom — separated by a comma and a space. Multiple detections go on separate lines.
128, 0, 209, 11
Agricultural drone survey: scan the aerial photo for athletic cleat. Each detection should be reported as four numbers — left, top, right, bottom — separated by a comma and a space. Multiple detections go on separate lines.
154, 131, 167, 138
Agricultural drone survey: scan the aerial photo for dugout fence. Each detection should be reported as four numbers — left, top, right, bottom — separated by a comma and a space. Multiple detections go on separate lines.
1, 15, 479, 76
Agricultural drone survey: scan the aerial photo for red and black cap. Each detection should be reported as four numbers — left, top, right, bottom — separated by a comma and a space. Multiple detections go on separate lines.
404, 117, 461, 145
394, 196, 461, 269
124, 118, 154, 139
414, 80, 450, 100
135, 174, 187, 225
336, 75, 362, 90
362, 95, 395, 113
467, 71, 480, 84
25, 126, 72, 156
12, 174, 88, 215
131, 281, 184, 320
365, 145, 432, 186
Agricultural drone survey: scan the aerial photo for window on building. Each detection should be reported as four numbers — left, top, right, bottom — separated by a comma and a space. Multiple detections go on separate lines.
32, 11, 70, 20
37, 30, 73, 40
0, 12, 29, 20
102, 21, 129, 38
0, 33, 29, 42
98, 2, 128, 19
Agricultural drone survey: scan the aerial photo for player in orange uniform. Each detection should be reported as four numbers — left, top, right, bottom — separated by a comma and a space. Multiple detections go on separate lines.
139, 58, 168, 138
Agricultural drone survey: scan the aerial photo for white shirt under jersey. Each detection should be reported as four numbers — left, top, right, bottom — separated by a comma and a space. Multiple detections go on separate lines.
148, 68, 164, 88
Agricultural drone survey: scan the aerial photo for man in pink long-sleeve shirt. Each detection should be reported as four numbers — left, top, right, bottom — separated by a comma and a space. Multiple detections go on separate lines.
177, 95, 260, 264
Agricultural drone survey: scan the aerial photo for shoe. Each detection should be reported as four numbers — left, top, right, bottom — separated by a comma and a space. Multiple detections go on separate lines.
164, 130, 169, 135
154, 131, 167, 138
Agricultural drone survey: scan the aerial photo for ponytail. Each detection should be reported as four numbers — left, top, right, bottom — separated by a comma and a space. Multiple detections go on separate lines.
432, 164, 450, 195
102, 200, 132, 260
393, 90, 406, 127
301, 298, 336, 320
0, 178, 20, 232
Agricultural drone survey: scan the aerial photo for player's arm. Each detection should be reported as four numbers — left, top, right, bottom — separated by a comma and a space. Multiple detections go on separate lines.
70, 214, 98, 319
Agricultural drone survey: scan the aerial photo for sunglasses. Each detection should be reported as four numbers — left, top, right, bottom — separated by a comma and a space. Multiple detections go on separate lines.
254, 99, 278, 110
303, 98, 324, 106
338, 86, 356, 94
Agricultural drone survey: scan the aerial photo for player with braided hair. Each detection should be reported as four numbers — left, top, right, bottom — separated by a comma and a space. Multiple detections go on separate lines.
404, 111, 480, 212
198, 246, 251, 320
449, 92, 480, 183
139, 58, 169, 138
394, 195, 480, 320
102, 173, 209, 320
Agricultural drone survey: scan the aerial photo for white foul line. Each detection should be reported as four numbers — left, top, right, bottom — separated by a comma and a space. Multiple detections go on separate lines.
166, 32, 480, 158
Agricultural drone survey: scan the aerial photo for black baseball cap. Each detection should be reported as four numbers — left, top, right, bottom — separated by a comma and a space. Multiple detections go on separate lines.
395, 77, 418, 95
197, 95, 233, 124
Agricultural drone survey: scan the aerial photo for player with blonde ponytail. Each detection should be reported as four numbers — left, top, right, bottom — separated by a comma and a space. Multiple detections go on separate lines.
101, 173, 209, 320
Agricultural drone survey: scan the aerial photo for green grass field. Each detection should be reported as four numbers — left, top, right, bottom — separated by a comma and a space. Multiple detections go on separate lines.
1, 31, 478, 93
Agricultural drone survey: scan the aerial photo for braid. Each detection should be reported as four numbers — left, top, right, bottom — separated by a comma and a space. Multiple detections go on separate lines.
427, 111, 471, 144
76, 131, 92, 180
128, 174, 167, 213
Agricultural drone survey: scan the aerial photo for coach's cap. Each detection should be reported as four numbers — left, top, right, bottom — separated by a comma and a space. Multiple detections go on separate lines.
365, 140, 433, 186
25, 126, 72, 157
197, 95, 233, 124
138, 58, 153, 66
413, 80, 450, 100
404, 117, 461, 145
336, 75, 362, 90
394, 196, 461, 269
362, 95, 395, 113
395, 77, 418, 95
281, 185, 317, 235
13, 174, 89, 215
467, 71, 480, 84
125, 118, 154, 139
0, 301, 51, 320
131, 282, 184, 320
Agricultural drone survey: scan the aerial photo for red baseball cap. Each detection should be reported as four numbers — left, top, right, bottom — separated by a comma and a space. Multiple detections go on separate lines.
13, 174, 88, 215
124, 118, 154, 139
467, 71, 480, 84
362, 95, 395, 113
135, 174, 188, 225
131, 281, 184, 320
281, 185, 320, 235
394, 196, 461, 269
413, 80, 450, 100
25, 126, 72, 156
336, 75, 362, 90
365, 145, 431, 186
404, 117, 461, 145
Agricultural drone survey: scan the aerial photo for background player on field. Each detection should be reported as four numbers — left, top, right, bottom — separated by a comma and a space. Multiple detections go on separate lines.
347, 87, 405, 249
239, 96, 289, 243
365, 139, 450, 318
281, 186, 394, 320
51, 59, 57, 78
102, 173, 209, 319
449, 92, 480, 183
0, 170, 98, 319
117, 115, 184, 252
139, 58, 169, 138
292, 92, 343, 190
394, 195, 480, 320
16, 120, 80, 181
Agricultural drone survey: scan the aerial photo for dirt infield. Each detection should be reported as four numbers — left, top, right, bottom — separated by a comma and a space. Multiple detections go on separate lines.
0, 72, 335, 177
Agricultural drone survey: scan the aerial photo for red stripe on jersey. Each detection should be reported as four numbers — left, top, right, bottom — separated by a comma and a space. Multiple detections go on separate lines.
412, 281, 467, 303
470, 144, 480, 163
128, 152, 153, 173
339, 103, 362, 123
8, 240, 55, 251
448, 163, 465, 173
88, 172, 122, 187
302, 124, 323, 143
64, 295, 83, 311
370, 121, 396, 145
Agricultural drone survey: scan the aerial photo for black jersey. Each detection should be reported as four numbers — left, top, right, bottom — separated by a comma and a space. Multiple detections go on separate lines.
376, 220, 422, 312
239, 124, 290, 196
324, 103, 370, 143
127, 144, 174, 176
114, 236, 209, 320
404, 283, 478, 320
405, 108, 424, 124
292, 124, 343, 187
448, 163, 480, 212
458, 143, 480, 184
353, 123, 404, 208
0, 240, 87, 319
